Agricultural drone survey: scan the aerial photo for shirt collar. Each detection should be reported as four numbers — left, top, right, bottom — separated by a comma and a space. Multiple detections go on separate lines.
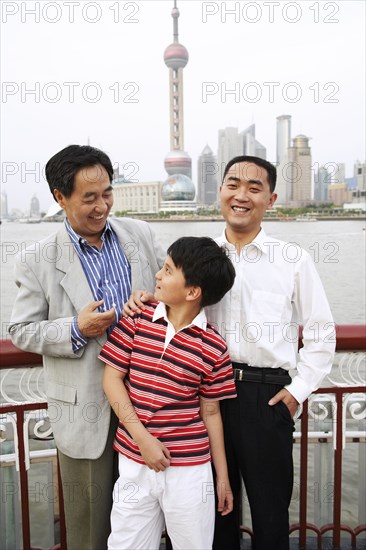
152, 301, 208, 331
217, 226, 269, 254
65, 218, 112, 249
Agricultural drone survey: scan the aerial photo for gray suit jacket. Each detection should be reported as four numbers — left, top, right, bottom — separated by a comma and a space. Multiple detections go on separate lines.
9, 218, 165, 459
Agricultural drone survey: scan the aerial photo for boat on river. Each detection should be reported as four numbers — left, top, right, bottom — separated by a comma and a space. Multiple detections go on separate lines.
295, 215, 317, 222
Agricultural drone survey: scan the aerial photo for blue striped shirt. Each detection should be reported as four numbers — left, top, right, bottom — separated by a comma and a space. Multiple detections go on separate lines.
65, 219, 131, 351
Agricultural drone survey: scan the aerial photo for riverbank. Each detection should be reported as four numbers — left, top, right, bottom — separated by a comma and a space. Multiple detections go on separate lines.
125, 215, 366, 222
3, 214, 365, 224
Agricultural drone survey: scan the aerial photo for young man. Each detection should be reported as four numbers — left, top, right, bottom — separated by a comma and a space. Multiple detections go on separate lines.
9, 145, 165, 550
123, 156, 336, 550
99, 237, 237, 550
209, 156, 336, 550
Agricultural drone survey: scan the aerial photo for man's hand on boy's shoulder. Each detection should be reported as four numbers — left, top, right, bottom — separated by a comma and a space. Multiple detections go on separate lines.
122, 290, 155, 318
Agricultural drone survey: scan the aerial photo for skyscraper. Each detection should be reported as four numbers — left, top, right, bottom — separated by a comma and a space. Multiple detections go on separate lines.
217, 127, 242, 182
217, 125, 266, 183
351, 161, 366, 206
314, 166, 331, 202
335, 163, 346, 184
30, 194, 40, 217
275, 115, 292, 205
240, 124, 266, 159
197, 145, 218, 207
287, 135, 313, 206
161, 0, 196, 211
276, 115, 291, 166
0, 191, 8, 219
354, 161, 366, 191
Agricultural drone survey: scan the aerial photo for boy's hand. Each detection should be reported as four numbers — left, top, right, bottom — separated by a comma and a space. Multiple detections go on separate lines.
216, 478, 234, 516
122, 290, 155, 318
137, 432, 171, 472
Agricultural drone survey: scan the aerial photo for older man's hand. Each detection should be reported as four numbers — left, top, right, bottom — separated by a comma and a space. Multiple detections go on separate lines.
77, 300, 115, 337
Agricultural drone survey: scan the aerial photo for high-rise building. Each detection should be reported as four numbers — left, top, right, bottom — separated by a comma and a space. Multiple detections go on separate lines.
30, 194, 40, 217
217, 127, 242, 183
275, 115, 292, 204
217, 124, 266, 183
335, 163, 346, 184
351, 160, 366, 206
276, 115, 291, 166
197, 145, 218, 207
287, 134, 313, 206
314, 166, 331, 202
161, 0, 196, 211
354, 161, 366, 191
0, 191, 8, 219
240, 124, 266, 159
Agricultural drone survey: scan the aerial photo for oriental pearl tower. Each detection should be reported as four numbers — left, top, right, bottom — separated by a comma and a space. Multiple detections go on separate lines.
161, 1, 196, 208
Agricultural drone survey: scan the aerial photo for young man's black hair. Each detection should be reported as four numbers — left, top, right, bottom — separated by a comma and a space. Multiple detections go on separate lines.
223, 155, 277, 193
167, 236, 235, 308
45, 144, 114, 200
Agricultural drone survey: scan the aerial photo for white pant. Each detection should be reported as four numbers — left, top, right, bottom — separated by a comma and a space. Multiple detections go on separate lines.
108, 454, 215, 550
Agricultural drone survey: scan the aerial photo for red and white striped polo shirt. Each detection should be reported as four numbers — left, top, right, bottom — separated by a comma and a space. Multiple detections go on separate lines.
99, 302, 236, 466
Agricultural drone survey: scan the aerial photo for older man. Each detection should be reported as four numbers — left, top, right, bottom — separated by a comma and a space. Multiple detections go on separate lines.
9, 145, 165, 550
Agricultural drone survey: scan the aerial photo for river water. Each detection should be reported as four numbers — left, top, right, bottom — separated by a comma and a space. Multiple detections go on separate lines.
1, 218, 365, 334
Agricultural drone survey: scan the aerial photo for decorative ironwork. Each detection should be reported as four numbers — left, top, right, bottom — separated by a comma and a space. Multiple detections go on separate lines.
1, 331, 365, 550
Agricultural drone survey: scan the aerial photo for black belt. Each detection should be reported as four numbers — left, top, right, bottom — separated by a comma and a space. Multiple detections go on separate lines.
232, 362, 291, 385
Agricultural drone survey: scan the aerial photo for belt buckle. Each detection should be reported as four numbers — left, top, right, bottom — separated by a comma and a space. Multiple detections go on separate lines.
234, 368, 244, 381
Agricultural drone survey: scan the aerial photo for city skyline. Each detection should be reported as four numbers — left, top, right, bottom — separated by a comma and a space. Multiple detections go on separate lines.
2, 1, 365, 212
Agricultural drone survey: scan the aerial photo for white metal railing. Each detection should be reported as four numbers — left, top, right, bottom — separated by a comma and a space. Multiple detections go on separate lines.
1, 342, 365, 549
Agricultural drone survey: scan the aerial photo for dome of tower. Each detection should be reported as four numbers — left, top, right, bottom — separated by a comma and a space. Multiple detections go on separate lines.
164, 150, 192, 177
161, 174, 195, 201
164, 43, 189, 69
292, 134, 310, 147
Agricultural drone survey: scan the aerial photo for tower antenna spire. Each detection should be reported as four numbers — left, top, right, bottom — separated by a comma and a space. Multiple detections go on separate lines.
172, 0, 179, 43
163, 0, 190, 159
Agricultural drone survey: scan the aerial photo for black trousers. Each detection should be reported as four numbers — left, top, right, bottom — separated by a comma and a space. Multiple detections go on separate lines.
213, 381, 294, 550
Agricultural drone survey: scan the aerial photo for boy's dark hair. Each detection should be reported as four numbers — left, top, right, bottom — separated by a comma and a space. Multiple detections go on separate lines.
223, 155, 277, 193
167, 237, 235, 308
45, 145, 114, 201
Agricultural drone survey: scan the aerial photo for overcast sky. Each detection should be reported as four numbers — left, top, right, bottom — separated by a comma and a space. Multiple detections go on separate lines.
1, 0, 365, 213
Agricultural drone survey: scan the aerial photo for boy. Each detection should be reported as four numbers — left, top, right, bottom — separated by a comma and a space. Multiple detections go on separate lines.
99, 236, 236, 550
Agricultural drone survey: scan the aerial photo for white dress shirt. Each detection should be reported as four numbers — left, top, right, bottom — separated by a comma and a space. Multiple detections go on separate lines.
205, 228, 335, 404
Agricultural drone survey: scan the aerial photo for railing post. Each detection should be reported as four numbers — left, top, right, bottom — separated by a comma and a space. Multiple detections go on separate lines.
332, 391, 343, 549
16, 409, 31, 550
358, 419, 366, 526
299, 399, 309, 549
314, 424, 333, 527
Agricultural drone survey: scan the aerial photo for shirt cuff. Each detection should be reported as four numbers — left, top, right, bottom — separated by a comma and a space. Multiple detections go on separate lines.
285, 375, 314, 404
71, 317, 88, 352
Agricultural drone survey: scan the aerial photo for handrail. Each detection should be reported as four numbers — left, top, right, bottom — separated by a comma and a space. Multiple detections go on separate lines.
1, 324, 365, 369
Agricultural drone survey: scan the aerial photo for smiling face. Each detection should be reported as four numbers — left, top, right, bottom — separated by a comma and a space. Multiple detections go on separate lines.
54, 164, 113, 243
220, 161, 277, 245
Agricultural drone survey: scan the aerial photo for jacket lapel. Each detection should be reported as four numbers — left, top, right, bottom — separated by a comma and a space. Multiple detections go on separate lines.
109, 218, 149, 290
55, 225, 94, 313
